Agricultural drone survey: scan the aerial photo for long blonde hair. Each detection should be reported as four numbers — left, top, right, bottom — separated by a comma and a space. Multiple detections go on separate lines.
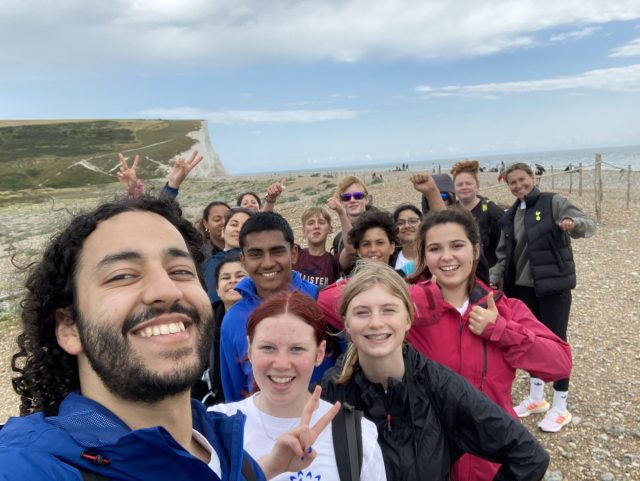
336, 261, 413, 384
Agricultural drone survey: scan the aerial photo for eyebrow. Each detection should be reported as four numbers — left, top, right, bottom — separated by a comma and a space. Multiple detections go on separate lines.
95, 248, 192, 271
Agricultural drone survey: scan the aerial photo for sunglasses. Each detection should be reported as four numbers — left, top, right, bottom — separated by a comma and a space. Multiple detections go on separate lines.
340, 192, 366, 201
441, 193, 451, 200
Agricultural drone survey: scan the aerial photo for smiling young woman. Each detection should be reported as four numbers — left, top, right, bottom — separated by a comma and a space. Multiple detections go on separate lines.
210, 291, 386, 481
320, 261, 552, 481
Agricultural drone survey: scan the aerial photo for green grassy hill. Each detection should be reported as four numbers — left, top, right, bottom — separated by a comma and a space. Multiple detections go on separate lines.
0, 119, 203, 190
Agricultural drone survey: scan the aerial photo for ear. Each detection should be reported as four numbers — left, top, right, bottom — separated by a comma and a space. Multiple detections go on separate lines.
290, 243, 299, 265
315, 340, 327, 366
55, 308, 83, 356
473, 243, 481, 262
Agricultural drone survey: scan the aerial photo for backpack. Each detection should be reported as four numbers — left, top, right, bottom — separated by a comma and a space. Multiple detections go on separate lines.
331, 402, 364, 481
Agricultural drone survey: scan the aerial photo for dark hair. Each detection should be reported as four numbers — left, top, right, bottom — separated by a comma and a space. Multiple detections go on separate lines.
247, 291, 326, 346
202, 201, 231, 221
239, 211, 295, 250
505, 162, 534, 181
392, 203, 422, 225
236, 192, 262, 208
11, 195, 204, 416
214, 252, 243, 284
224, 207, 254, 227
411, 207, 480, 293
348, 209, 397, 250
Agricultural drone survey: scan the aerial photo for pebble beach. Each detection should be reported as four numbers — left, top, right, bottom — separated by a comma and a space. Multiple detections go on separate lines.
1, 168, 639, 480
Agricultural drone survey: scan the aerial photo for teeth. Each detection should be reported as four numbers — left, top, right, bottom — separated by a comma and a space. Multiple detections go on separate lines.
366, 334, 389, 340
441, 266, 459, 271
270, 376, 293, 384
138, 321, 186, 337
261, 272, 278, 277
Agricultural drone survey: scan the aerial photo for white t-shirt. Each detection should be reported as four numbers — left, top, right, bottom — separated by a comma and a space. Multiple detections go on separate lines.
192, 428, 222, 478
210, 395, 387, 481
394, 250, 411, 270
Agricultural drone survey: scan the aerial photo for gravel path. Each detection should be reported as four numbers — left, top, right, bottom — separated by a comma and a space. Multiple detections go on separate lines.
1, 170, 639, 480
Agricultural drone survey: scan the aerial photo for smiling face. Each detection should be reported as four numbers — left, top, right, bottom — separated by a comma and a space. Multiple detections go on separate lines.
223, 212, 251, 249
205, 205, 229, 245
424, 222, 479, 300
344, 283, 410, 367
506, 169, 535, 200
302, 214, 332, 247
395, 209, 421, 245
340, 183, 369, 219
241, 230, 298, 299
215, 261, 248, 308
240, 194, 261, 212
65, 211, 213, 403
249, 312, 325, 416
454, 172, 479, 204
357, 227, 395, 265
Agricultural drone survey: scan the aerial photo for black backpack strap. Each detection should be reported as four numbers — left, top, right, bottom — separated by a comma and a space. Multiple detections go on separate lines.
241, 453, 258, 481
332, 402, 363, 481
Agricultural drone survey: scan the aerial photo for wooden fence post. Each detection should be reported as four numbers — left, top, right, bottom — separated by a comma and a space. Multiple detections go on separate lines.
579, 163, 583, 196
551, 166, 554, 190
594, 154, 602, 222
627, 165, 632, 210
569, 166, 573, 193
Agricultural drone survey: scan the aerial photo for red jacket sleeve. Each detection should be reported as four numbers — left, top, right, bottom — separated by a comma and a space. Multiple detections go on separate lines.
481, 295, 572, 382
409, 280, 444, 328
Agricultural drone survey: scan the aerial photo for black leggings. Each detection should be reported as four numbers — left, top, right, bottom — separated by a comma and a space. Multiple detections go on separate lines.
506, 285, 571, 391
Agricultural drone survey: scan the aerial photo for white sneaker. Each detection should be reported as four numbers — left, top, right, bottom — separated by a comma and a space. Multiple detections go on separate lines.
513, 397, 550, 418
538, 408, 572, 433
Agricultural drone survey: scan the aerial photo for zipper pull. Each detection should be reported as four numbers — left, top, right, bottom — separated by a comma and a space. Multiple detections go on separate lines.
387, 414, 392, 431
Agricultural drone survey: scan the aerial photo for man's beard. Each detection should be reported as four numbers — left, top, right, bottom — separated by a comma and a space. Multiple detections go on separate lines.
75, 303, 213, 403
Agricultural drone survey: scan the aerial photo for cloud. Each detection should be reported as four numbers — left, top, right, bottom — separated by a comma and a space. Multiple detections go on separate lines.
139, 107, 358, 124
2, 0, 640, 71
416, 64, 640, 98
609, 38, 640, 57
549, 26, 601, 42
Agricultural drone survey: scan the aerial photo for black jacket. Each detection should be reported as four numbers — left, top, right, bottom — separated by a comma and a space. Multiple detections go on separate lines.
321, 345, 549, 481
500, 187, 576, 296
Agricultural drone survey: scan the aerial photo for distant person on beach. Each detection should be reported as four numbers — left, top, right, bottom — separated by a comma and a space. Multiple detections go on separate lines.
498, 161, 506, 182
219, 212, 334, 402
490, 162, 596, 433
320, 261, 551, 481
451, 159, 504, 268
0, 195, 334, 481
293, 203, 355, 286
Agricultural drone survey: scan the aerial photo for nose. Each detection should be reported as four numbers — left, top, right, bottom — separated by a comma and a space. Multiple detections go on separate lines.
368, 312, 385, 329
272, 350, 292, 370
141, 269, 183, 306
262, 253, 276, 269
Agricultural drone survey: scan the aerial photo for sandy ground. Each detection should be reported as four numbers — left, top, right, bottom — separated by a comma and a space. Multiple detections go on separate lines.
1, 168, 639, 480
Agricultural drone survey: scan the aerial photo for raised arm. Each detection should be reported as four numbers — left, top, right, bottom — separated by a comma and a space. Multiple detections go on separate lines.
162, 151, 203, 199
257, 386, 340, 479
327, 195, 357, 270
474, 293, 572, 381
410, 173, 446, 212
117, 153, 144, 198
263, 178, 286, 212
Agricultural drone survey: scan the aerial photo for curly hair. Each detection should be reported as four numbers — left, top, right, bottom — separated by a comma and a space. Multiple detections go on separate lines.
11, 195, 205, 416
348, 209, 397, 250
450, 159, 480, 186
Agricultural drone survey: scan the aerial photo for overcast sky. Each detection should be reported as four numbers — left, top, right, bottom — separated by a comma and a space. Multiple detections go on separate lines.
2, 0, 640, 173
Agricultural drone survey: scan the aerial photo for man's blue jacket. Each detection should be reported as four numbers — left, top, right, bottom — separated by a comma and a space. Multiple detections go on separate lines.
220, 272, 331, 402
0, 392, 264, 481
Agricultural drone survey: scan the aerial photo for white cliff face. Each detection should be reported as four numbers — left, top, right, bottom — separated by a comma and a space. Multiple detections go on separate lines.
177, 120, 227, 177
